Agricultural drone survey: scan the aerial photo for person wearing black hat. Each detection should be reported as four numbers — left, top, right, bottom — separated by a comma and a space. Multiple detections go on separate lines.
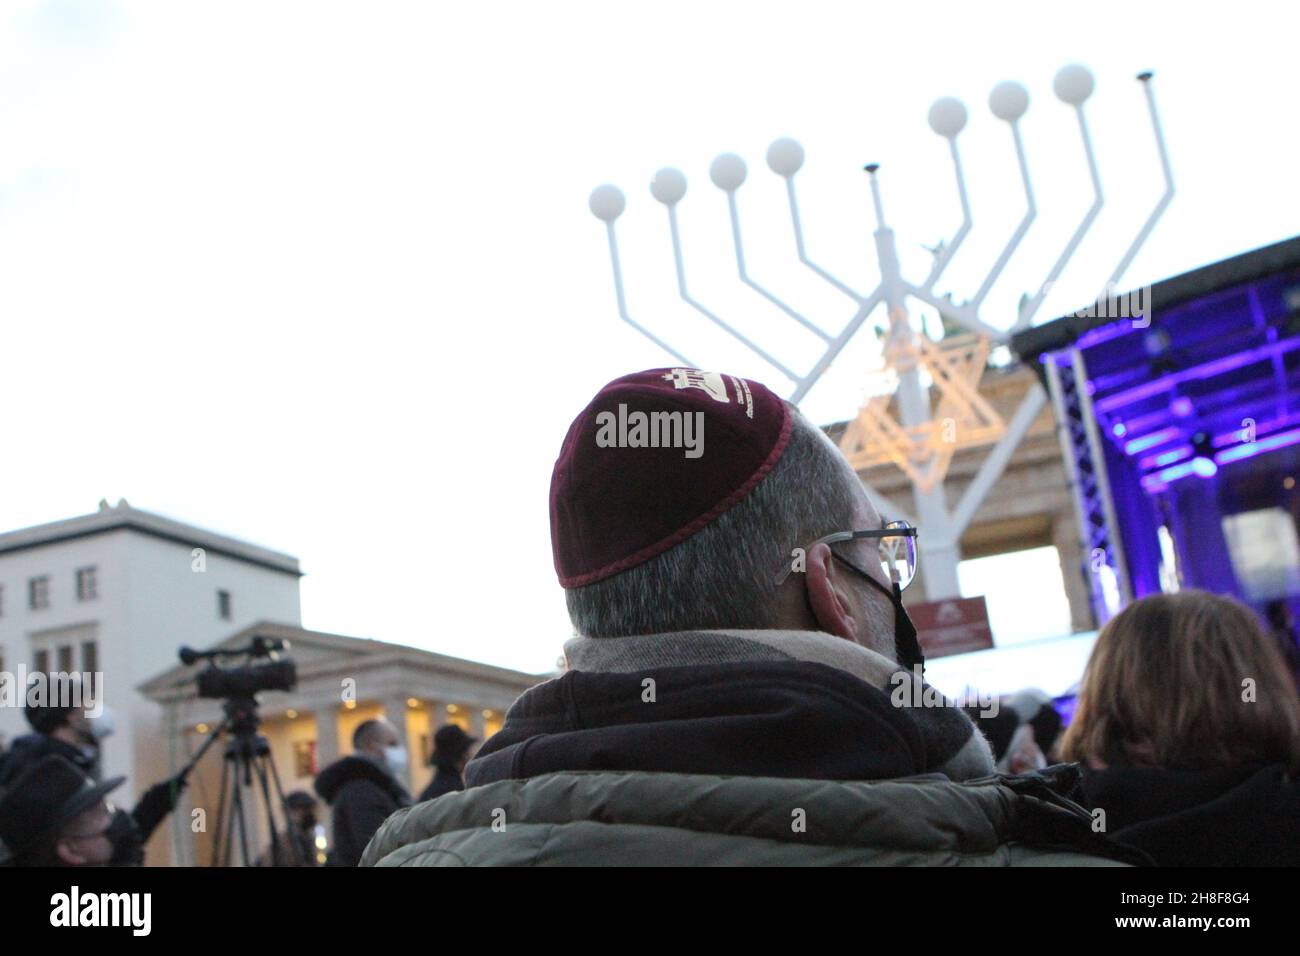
0, 675, 190, 847
417, 724, 479, 803
254, 790, 323, 866
0, 755, 144, 867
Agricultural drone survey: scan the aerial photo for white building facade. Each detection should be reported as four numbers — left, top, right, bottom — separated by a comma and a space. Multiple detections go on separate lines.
0, 501, 303, 809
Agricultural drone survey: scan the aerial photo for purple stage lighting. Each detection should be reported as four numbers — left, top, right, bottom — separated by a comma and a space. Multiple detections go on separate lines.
1215, 427, 1300, 464
1125, 427, 1180, 456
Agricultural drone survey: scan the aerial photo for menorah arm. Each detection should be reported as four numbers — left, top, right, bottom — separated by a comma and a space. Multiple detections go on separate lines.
1015, 105, 1105, 332
787, 288, 885, 403
947, 381, 1048, 538
970, 121, 1037, 311
604, 220, 696, 367
1101, 73, 1175, 296
920, 137, 973, 294
783, 176, 871, 303
666, 205, 800, 384
725, 191, 833, 342
903, 284, 1007, 342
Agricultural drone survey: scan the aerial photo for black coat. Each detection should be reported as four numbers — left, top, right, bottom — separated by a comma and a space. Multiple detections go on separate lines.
0, 733, 186, 847
1080, 763, 1300, 866
417, 766, 465, 804
314, 756, 411, 867
0, 733, 96, 787
468, 661, 943, 785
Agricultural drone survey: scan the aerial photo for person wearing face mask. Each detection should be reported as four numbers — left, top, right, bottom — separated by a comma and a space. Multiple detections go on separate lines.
0, 676, 116, 786
313, 718, 412, 866
0, 755, 144, 867
362, 369, 1138, 867
0, 676, 188, 848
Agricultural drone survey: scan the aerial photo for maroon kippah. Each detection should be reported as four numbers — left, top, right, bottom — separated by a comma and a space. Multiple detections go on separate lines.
550, 368, 793, 587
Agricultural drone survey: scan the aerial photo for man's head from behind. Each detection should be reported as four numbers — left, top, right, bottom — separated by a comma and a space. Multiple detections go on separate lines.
352, 718, 399, 758
552, 368, 899, 658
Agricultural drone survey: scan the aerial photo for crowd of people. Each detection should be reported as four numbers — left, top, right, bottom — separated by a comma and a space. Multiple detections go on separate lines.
0, 676, 190, 867
0, 696, 479, 868
358, 368, 1300, 867
3, 367, 1298, 867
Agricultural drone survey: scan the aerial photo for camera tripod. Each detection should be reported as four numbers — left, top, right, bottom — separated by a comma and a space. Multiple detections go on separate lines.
190, 695, 307, 867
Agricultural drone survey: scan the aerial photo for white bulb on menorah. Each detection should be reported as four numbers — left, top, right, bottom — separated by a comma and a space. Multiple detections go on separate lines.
589, 66, 1174, 599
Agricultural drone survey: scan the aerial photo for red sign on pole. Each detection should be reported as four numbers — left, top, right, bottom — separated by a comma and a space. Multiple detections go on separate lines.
909, 595, 994, 659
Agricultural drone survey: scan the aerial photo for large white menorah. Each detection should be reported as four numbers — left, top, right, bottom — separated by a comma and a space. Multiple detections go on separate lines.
588, 66, 1173, 599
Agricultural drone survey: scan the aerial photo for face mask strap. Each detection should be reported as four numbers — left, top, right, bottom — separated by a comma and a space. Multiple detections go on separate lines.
829, 552, 926, 676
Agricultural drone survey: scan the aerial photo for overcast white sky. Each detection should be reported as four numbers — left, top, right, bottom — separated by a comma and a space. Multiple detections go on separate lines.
2, 0, 1297, 675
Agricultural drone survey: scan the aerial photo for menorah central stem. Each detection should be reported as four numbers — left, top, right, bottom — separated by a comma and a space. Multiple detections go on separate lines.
863, 164, 887, 229
890, 307, 961, 599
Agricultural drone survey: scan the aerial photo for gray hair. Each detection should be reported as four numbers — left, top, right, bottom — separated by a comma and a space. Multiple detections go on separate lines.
565, 409, 861, 637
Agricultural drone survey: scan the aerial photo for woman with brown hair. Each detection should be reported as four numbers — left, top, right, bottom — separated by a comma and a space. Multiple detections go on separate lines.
1061, 589, 1300, 866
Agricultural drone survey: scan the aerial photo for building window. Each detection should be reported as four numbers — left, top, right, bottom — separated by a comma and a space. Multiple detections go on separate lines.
217, 589, 232, 621
29, 576, 50, 611
75, 566, 98, 602
34, 649, 50, 674
82, 640, 98, 673
57, 645, 73, 673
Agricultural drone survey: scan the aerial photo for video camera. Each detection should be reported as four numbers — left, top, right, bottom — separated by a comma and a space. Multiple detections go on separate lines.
179, 636, 297, 700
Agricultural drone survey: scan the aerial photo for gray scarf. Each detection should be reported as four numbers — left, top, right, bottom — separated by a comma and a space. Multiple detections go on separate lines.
564, 628, 994, 781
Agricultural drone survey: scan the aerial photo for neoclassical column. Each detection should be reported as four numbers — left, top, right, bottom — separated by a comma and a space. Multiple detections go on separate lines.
312, 704, 340, 773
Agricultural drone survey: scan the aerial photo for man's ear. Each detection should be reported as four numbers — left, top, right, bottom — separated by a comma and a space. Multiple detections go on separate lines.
55, 839, 87, 866
803, 542, 858, 641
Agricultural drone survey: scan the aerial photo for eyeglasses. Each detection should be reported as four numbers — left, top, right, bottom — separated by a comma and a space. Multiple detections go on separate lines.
63, 801, 117, 842
776, 519, 919, 589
